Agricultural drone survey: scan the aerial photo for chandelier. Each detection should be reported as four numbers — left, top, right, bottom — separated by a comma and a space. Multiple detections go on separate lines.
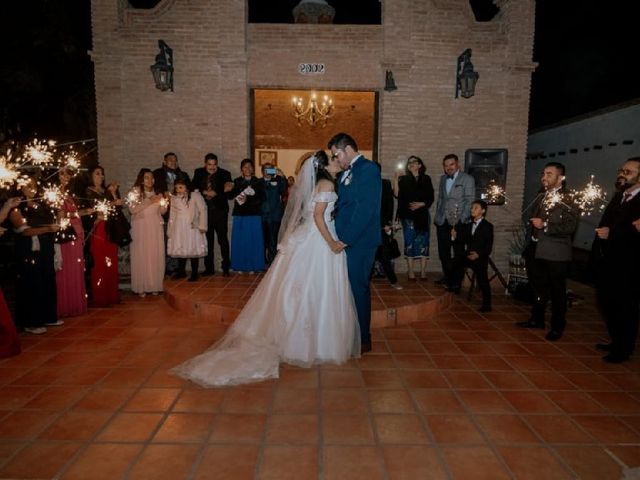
292, 92, 334, 127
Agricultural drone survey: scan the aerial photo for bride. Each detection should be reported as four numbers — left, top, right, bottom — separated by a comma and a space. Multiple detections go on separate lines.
170, 151, 360, 387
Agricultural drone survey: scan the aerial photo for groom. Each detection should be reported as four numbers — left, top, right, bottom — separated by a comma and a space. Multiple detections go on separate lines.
329, 133, 381, 353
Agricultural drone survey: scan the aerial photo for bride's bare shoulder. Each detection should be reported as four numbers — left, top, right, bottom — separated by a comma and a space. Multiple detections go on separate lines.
315, 179, 336, 193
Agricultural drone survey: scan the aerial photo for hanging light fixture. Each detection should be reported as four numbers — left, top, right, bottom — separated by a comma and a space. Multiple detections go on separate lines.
292, 92, 334, 127
455, 48, 479, 99
150, 40, 174, 92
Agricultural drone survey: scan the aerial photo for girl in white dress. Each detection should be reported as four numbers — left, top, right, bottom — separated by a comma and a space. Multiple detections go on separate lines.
167, 179, 208, 281
171, 151, 359, 386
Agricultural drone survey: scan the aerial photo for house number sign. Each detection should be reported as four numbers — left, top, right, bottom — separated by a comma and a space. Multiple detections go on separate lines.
298, 63, 325, 75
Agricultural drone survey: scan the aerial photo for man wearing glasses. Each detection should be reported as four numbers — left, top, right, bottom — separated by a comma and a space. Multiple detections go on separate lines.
593, 157, 640, 363
329, 133, 381, 354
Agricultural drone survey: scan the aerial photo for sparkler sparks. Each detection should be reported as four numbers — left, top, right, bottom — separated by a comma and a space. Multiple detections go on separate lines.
23, 139, 55, 166
125, 189, 141, 207
571, 175, 607, 216
94, 199, 115, 220
159, 197, 169, 208
0, 153, 22, 189
483, 180, 508, 205
42, 184, 65, 209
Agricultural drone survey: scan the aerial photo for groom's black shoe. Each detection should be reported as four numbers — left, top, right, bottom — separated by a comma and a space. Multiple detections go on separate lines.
361, 342, 372, 354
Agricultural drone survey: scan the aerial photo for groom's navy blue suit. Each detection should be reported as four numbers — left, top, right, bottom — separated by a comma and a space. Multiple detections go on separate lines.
335, 155, 381, 344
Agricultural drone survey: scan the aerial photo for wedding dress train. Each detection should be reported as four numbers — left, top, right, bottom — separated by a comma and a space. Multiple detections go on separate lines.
170, 190, 359, 387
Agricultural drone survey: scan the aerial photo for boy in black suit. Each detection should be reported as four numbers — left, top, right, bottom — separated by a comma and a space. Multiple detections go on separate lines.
452, 200, 494, 312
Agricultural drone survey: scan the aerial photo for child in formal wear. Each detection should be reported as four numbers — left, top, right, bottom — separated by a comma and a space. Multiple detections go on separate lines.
452, 200, 494, 312
167, 179, 208, 281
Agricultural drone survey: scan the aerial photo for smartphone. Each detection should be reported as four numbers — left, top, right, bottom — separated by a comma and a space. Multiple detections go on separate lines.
265, 167, 277, 175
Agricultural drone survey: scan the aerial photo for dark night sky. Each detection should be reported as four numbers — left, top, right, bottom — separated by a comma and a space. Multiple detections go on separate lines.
1, 0, 639, 140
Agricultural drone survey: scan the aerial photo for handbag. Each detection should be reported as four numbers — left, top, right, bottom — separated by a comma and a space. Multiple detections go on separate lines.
388, 237, 401, 259
106, 207, 132, 247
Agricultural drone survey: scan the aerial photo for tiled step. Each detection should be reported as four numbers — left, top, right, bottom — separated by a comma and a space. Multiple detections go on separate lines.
163, 273, 453, 329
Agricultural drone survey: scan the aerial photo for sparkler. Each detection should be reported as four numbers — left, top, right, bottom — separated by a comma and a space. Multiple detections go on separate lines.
482, 180, 509, 205
42, 184, 65, 209
570, 175, 606, 216
0, 153, 22, 189
125, 189, 142, 208
94, 199, 115, 220
23, 139, 55, 166
159, 197, 169, 208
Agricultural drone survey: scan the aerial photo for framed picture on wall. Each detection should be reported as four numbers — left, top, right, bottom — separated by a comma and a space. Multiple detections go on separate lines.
258, 150, 278, 166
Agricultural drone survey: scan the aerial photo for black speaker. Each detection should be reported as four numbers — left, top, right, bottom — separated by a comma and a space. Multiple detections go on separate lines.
464, 149, 508, 205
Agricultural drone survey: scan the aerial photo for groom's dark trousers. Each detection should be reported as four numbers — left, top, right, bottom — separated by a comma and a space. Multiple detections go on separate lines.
335, 155, 381, 345
345, 248, 378, 344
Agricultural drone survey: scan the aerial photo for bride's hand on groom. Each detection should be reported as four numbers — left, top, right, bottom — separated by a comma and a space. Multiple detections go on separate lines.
330, 240, 347, 253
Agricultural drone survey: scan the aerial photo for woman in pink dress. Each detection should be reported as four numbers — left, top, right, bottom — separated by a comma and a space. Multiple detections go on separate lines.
128, 168, 167, 297
55, 168, 93, 317
85, 165, 122, 307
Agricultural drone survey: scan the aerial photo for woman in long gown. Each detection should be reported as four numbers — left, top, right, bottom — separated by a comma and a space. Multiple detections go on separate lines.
56, 168, 92, 317
128, 168, 167, 296
171, 151, 360, 387
84, 165, 121, 307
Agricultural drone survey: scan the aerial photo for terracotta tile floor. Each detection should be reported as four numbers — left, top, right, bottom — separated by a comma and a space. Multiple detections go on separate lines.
1, 277, 639, 479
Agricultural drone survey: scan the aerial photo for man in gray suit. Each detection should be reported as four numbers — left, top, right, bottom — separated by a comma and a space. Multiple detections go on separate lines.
434, 153, 476, 292
516, 162, 578, 341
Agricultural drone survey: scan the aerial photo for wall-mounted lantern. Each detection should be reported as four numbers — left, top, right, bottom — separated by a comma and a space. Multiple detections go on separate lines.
150, 40, 174, 92
455, 48, 479, 99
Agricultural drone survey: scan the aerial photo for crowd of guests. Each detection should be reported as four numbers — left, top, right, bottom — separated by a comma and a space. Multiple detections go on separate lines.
1, 149, 638, 365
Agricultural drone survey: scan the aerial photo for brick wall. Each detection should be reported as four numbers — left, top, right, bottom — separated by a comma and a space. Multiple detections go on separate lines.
90, 0, 536, 272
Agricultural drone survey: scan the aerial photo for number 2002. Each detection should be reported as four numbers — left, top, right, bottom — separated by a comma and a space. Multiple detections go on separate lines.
298, 63, 325, 74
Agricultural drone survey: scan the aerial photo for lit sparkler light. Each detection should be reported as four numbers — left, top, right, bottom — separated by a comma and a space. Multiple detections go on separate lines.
0, 153, 21, 189
59, 217, 71, 230
483, 180, 508, 204
125, 189, 141, 207
24, 139, 55, 166
94, 199, 115, 220
42, 184, 64, 209
63, 152, 80, 171
105, 257, 112, 268
571, 175, 607, 216
159, 197, 169, 208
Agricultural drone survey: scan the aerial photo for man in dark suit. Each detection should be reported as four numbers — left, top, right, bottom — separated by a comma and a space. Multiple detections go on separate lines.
517, 162, 579, 341
433, 154, 475, 292
330, 133, 381, 354
192, 153, 233, 276
592, 157, 640, 363
260, 163, 288, 266
452, 200, 494, 312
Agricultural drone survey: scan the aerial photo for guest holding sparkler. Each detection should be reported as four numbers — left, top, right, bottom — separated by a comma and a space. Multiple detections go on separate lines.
433, 154, 475, 292
167, 179, 207, 281
393, 155, 434, 280
0, 196, 22, 354
128, 168, 168, 296
84, 165, 122, 307
592, 157, 640, 363
9, 175, 61, 334
55, 168, 93, 317
229, 159, 265, 273
516, 162, 578, 341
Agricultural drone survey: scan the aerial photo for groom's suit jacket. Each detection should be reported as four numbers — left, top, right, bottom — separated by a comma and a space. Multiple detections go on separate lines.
335, 155, 381, 249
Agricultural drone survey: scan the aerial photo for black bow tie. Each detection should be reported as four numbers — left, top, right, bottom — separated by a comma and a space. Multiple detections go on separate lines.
447, 175, 454, 180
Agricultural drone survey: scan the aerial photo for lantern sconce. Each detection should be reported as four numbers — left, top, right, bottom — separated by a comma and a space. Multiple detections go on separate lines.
150, 40, 174, 92
455, 48, 479, 99
384, 70, 398, 92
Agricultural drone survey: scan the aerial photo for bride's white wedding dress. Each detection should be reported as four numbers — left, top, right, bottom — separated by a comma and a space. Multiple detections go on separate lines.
170, 187, 359, 387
